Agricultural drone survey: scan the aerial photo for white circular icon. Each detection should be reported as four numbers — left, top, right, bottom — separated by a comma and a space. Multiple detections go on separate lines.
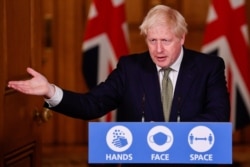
106, 125, 133, 152
147, 126, 174, 152
188, 126, 215, 152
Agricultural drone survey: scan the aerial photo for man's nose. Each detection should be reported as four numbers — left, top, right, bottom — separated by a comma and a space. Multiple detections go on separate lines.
156, 41, 163, 53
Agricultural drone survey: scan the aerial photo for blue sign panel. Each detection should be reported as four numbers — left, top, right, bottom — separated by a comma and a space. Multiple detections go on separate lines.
88, 122, 232, 164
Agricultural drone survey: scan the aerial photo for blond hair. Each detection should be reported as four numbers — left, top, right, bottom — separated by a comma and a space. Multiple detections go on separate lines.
139, 5, 188, 38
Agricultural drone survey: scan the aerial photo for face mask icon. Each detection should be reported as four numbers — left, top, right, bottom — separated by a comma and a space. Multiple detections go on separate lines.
149, 132, 172, 145
147, 126, 174, 152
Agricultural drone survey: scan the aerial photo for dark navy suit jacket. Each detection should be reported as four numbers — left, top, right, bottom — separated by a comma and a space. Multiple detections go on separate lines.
47, 48, 230, 167
48, 48, 230, 123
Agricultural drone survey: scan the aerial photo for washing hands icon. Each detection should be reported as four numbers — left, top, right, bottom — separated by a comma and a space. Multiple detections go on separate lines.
112, 129, 128, 148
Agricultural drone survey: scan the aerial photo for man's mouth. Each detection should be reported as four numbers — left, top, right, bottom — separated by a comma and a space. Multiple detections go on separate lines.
156, 56, 167, 61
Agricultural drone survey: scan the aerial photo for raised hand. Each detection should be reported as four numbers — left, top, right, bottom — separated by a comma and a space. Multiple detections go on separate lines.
8, 67, 55, 99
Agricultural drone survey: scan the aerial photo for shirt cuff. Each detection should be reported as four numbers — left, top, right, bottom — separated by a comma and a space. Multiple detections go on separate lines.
44, 84, 63, 107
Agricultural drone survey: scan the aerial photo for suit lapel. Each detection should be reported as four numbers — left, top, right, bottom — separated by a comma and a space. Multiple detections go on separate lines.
139, 52, 165, 121
170, 48, 197, 120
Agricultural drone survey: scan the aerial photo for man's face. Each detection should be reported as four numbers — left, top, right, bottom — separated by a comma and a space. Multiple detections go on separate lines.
146, 24, 185, 68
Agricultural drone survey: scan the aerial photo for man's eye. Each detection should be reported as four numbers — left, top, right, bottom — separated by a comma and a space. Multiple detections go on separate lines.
148, 39, 156, 44
162, 39, 172, 44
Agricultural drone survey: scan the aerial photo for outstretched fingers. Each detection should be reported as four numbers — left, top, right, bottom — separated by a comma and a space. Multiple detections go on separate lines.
8, 80, 34, 94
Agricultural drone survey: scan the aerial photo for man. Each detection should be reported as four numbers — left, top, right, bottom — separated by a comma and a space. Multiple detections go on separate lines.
8, 4, 230, 166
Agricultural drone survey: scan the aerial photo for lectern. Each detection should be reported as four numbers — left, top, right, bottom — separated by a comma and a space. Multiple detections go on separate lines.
89, 122, 232, 164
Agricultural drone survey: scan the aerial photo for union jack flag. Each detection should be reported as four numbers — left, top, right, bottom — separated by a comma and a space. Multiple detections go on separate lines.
82, 0, 129, 122
202, 0, 250, 129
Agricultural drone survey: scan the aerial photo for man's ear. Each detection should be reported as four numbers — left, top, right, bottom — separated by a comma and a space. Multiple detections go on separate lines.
180, 34, 186, 45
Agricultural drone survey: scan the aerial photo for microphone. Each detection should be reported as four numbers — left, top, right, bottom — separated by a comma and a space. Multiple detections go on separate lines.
141, 93, 145, 122
177, 96, 181, 122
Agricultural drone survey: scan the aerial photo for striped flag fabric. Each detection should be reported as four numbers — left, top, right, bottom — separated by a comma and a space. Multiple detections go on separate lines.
82, 0, 129, 122
201, 0, 250, 129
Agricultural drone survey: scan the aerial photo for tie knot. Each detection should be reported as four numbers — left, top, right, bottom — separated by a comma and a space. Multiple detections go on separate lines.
162, 68, 171, 77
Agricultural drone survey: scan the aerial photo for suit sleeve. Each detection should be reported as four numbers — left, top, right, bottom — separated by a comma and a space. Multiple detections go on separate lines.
44, 57, 128, 120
